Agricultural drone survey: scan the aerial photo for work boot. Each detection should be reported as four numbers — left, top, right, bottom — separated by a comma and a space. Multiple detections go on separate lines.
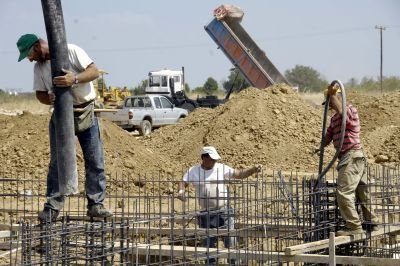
363, 223, 382, 232
335, 227, 364, 236
87, 204, 113, 218
38, 207, 59, 223
370, 224, 382, 232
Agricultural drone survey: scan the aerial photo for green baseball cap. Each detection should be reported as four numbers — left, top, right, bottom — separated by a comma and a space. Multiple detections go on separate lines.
16, 34, 39, 62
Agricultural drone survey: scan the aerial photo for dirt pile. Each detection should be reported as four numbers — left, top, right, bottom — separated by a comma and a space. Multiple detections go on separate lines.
0, 113, 176, 195
140, 84, 329, 172
1, 86, 399, 195
348, 90, 400, 163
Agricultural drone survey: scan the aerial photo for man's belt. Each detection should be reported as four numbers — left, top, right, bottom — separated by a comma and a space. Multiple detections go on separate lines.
73, 99, 94, 109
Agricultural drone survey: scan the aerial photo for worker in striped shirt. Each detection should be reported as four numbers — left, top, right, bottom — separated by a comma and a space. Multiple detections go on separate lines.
322, 84, 380, 236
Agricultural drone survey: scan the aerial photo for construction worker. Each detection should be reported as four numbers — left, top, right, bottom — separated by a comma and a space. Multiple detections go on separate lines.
16, 34, 112, 222
321, 84, 380, 236
178, 146, 261, 265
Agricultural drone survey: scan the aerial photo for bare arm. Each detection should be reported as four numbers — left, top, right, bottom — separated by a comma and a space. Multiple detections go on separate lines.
179, 181, 189, 191
178, 181, 189, 201
329, 94, 342, 115
53, 63, 99, 87
231, 165, 262, 179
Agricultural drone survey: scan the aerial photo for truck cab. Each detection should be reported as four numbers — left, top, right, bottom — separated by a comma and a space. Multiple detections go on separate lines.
145, 68, 227, 112
145, 68, 199, 112
146, 69, 184, 95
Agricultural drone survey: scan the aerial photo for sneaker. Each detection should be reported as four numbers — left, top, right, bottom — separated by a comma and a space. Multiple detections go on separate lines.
336, 227, 364, 236
38, 207, 60, 223
87, 204, 113, 218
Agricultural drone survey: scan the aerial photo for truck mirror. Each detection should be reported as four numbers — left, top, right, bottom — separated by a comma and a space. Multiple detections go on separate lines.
169, 77, 175, 95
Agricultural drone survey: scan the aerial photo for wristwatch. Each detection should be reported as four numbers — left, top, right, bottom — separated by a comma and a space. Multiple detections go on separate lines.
74, 75, 79, 84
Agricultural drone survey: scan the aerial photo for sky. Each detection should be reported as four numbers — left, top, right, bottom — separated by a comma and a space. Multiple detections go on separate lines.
0, 0, 399, 92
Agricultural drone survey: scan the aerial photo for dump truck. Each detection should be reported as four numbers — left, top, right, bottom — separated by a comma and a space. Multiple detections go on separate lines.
204, 5, 289, 89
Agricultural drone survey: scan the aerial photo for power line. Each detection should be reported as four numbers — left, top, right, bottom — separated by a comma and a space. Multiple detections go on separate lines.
261, 26, 374, 42
1, 25, 399, 55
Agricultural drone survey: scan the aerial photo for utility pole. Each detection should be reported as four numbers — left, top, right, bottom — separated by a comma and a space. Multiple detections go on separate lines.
375, 25, 386, 94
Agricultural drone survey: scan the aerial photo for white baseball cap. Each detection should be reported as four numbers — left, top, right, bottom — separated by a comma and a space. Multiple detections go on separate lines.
201, 146, 221, 160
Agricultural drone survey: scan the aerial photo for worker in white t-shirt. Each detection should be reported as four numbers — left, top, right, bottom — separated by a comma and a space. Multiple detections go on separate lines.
178, 146, 261, 265
16, 33, 112, 223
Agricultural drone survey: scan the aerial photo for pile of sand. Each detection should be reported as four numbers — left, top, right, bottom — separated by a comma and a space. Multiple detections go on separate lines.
1, 85, 399, 194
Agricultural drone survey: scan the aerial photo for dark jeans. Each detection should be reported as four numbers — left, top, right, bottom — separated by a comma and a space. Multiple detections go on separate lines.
45, 116, 106, 210
198, 208, 237, 265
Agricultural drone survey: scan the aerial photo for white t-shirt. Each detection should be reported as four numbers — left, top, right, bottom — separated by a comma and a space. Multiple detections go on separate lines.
183, 163, 235, 210
33, 44, 96, 105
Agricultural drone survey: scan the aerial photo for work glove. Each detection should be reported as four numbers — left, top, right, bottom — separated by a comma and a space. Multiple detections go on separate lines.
177, 189, 186, 202
254, 165, 262, 173
325, 84, 341, 97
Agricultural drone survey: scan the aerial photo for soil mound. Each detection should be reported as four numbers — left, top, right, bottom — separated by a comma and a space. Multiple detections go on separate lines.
140, 84, 330, 172
1, 86, 399, 195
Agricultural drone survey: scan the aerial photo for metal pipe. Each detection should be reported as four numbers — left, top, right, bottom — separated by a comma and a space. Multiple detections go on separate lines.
318, 80, 347, 181
41, 0, 78, 195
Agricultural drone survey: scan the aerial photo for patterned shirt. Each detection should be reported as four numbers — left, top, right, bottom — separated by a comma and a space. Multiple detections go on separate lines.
325, 104, 362, 157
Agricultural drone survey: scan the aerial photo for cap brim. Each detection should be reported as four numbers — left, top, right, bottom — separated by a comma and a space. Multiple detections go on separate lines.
18, 50, 28, 62
209, 154, 221, 160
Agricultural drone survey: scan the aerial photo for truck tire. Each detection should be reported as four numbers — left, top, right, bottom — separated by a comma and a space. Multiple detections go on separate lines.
139, 120, 152, 136
177, 116, 186, 123
180, 102, 196, 112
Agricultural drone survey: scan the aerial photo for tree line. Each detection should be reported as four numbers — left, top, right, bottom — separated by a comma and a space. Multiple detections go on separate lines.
2, 64, 398, 97
128, 64, 400, 96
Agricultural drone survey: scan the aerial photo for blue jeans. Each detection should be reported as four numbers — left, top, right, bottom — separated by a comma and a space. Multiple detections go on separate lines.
45, 115, 106, 210
198, 208, 237, 265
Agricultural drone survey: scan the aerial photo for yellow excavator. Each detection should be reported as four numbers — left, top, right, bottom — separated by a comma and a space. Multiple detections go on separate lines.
94, 69, 132, 108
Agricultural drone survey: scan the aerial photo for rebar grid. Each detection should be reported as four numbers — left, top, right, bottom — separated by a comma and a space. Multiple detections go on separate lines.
0, 165, 399, 265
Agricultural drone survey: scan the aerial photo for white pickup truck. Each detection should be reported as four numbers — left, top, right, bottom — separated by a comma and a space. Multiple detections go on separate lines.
100, 95, 188, 135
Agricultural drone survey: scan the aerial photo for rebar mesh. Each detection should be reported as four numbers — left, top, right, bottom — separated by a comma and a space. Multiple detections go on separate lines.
0, 165, 399, 265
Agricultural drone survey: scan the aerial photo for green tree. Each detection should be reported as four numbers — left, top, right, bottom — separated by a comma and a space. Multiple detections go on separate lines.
203, 77, 219, 95
284, 65, 327, 92
382, 76, 400, 91
346, 78, 358, 88
222, 69, 250, 94
184, 83, 190, 93
359, 77, 376, 91
192, 86, 205, 95
344, 76, 400, 92
131, 79, 148, 95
